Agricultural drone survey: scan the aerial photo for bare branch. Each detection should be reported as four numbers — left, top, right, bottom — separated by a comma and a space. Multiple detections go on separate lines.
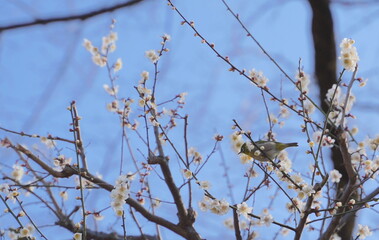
0, 0, 144, 32
8, 141, 189, 239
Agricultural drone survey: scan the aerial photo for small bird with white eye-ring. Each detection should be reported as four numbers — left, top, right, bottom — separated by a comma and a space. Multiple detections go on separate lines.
239, 140, 298, 162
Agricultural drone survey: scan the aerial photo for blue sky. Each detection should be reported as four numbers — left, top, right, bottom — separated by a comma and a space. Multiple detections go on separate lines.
1, 0, 379, 239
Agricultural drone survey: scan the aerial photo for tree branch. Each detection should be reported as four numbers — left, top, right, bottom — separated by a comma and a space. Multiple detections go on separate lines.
0, 0, 143, 32
8, 142, 188, 239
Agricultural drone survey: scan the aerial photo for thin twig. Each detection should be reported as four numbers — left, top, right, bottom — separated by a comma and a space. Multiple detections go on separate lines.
69, 101, 87, 239
0, 126, 75, 144
15, 197, 48, 240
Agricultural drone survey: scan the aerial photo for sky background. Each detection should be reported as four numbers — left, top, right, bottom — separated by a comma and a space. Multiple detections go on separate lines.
1, 0, 379, 239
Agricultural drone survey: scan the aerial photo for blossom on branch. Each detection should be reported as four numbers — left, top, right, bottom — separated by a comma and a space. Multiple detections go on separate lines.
339, 38, 359, 71
110, 175, 131, 216
248, 69, 269, 87
330, 169, 342, 183
356, 224, 372, 239
145, 50, 160, 63
11, 164, 24, 182
237, 202, 252, 219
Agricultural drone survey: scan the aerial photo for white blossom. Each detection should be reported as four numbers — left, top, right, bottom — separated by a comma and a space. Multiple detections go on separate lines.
230, 131, 244, 153
330, 169, 342, 183
295, 70, 311, 93
103, 84, 119, 96
182, 169, 193, 179
237, 202, 252, 219
313, 131, 335, 148
74, 233, 82, 240
356, 224, 372, 239
223, 218, 234, 230
11, 165, 24, 182
259, 209, 274, 226
113, 58, 122, 72
110, 175, 131, 216
145, 50, 160, 63
197, 181, 211, 190
248, 69, 269, 87
339, 38, 359, 71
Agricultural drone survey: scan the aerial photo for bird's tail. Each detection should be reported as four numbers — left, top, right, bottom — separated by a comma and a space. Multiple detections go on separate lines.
286, 142, 298, 147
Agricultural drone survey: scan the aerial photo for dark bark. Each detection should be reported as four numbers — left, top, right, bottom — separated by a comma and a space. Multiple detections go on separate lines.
308, 0, 356, 239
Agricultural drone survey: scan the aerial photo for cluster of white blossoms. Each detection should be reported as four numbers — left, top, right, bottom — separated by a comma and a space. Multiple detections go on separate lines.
223, 218, 255, 234
103, 84, 119, 97
0, 188, 35, 238
197, 180, 211, 190
145, 50, 160, 63
325, 84, 356, 125
330, 169, 343, 183
356, 224, 372, 239
40, 136, 56, 149
236, 202, 252, 219
230, 131, 243, 151
265, 101, 291, 129
83, 30, 118, 67
286, 173, 316, 198
1, 183, 14, 200
347, 136, 379, 176
107, 98, 136, 128
11, 164, 24, 182
278, 165, 319, 202
136, 70, 154, 111
113, 58, 123, 72
312, 130, 335, 148
286, 197, 305, 213
7, 224, 35, 240
303, 99, 316, 115
223, 217, 236, 230
268, 112, 285, 128
276, 150, 293, 173
279, 106, 290, 119
339, 38, 359, 71
59, 191, 69, 201
83, 20, 124, 73
181, 169, 193, 179
367, 136, 379, 150
257, 209, 274, 227
136, 79, 161, 127
320, 39, 362, 126
145, 34, 171, 63
198, 196, 229, 215
226, 206, 274, 231
102, 81, 137, 127
361, 157, 379, 176
248, 69, 269, 87
188, 147, 203, 164
295, 70, 311, 93
177, 92, 187, 104
294, 70, 318, 115
230, 131, 248, 163
110, 175, 131, 217
53, 154, 72, 171
75, 174, 98, 189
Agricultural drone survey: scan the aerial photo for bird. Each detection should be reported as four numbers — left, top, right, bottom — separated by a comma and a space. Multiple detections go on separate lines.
239, 140, 298, 162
